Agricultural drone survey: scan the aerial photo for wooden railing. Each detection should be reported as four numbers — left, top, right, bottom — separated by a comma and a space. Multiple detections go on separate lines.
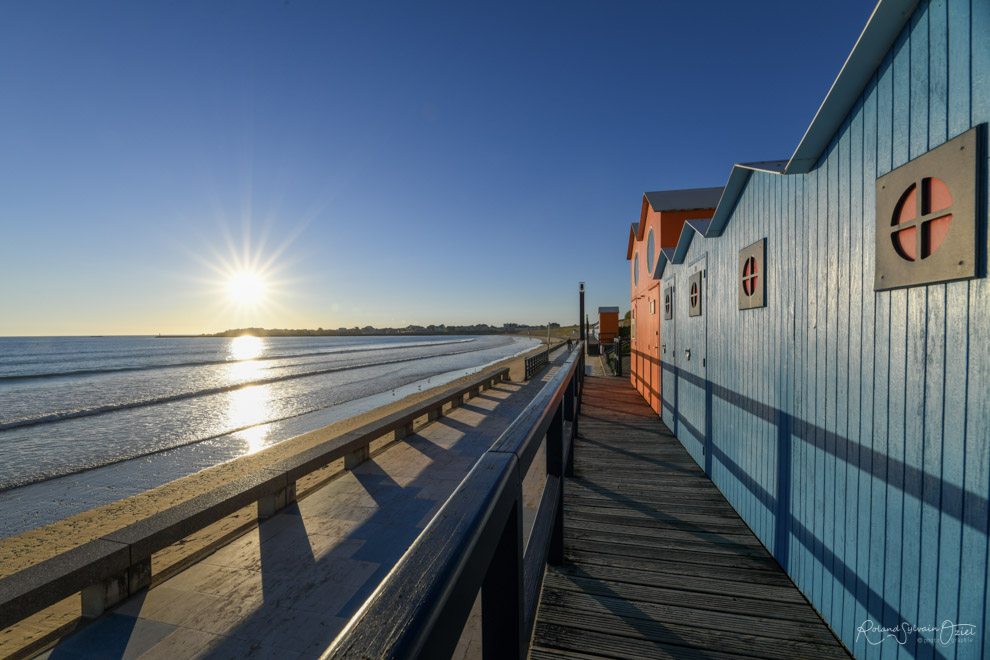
523, 341, 567, 380
604, 338, 630, 376
524, 349, 550, 379
324, 343, 584, 659
0, 368, 510, 632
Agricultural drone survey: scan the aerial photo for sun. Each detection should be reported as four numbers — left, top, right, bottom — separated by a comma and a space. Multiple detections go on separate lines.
178, 212, 307, 328
229, 272, 265, 305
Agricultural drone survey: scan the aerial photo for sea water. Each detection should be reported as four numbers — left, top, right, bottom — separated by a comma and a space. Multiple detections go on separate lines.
0, 334, 539, 537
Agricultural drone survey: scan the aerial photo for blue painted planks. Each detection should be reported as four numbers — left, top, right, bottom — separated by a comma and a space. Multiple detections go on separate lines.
869, 45, 895, 660
816, 141, 830, 618
883, 26, 912, 660
965, 1, 990, 656
837, 106, 857, 647
917, 6, 948, 659
855, 76, 878, 660
642, 3, 989, 657
787, 168, 808, 591
896, 9, 932, 659
823, 130, 839, 626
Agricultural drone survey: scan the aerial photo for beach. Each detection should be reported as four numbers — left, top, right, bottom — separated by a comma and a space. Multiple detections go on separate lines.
0, 335, 542, 538
0, 339, 555, 658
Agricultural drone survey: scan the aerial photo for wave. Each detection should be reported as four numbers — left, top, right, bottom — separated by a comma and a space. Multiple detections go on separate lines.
0, 337, 475, 382
0, 337, 538, 494
0, 342, 489, 431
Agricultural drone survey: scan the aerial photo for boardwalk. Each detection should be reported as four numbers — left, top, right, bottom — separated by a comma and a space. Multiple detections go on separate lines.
531, 375, 850, 660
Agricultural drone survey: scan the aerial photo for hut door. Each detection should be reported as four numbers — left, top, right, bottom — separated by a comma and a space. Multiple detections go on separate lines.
680, 255, 708, 471
650, 292, 661, 413
660, 277, 676, 433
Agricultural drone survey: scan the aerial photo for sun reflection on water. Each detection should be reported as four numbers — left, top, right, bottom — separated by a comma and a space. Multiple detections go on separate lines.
229, 358, 264, 383
227, 384, 273, 455
227, 335, 266, 383
229, 335, 265, 361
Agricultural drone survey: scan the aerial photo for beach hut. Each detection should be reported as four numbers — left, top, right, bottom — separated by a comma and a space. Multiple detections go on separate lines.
597, 306, 620, 344
626, 187, 721, 415
630, 0, 990, 656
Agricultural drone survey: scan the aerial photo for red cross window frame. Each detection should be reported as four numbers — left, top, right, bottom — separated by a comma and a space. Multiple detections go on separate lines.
891, 177, 953, 262
742, 257, 759, 297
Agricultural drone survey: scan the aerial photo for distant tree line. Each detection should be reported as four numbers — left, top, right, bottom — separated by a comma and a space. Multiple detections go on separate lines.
204, 322, 562, 338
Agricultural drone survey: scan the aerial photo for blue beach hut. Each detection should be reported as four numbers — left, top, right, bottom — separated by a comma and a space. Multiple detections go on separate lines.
639, 0, 990, 656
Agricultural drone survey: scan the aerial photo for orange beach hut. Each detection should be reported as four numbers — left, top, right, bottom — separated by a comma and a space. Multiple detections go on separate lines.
627, 187, 721, 415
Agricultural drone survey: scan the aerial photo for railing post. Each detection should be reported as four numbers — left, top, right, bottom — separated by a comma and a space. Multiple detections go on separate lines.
258, 482, 296, 519
394, 421, 414, 442
563, 377, 574, 423
546, 403, 565, 565
564, 375, 576, 478
481, 499, 524, 659
572, 351, 583, 441
344, 446, 370, 470
563, 374, 575, 474
81, 575, 127, 619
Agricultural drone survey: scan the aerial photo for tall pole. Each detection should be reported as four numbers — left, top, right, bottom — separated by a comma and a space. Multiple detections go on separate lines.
579, 283, 585, 342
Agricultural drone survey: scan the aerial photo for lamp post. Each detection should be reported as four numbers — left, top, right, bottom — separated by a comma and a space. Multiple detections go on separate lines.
579, 283, 585, 342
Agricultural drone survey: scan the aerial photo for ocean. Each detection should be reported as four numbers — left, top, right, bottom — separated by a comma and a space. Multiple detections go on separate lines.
0, 334, 539, 538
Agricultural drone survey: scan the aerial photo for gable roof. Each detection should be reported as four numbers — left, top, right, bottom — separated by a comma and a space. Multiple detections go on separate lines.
686, 219, 711, 235
644, 187, 724, 213
626, 223, 639, 260
707, 161, 788, 238
710, 1, 920, 236
640, 1, 922, 259
672, 223, 697, 264
786, 0, 921, 173
653, 250, 669, 281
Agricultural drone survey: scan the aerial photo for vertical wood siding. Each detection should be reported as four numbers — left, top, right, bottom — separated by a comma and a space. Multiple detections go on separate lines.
654, 2, 989, 657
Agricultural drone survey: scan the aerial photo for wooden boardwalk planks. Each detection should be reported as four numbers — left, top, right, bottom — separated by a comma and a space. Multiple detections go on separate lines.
530, 376, 850, 660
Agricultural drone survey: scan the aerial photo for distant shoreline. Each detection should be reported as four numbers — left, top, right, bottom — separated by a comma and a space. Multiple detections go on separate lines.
160, 326, 572, 339
160, 330, 517, 339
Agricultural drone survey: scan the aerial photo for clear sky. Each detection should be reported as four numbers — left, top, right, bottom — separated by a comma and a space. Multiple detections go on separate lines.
0, 1, 877, 336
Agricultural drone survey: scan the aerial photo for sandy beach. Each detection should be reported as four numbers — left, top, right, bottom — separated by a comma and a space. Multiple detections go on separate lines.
0, 340, 557, 659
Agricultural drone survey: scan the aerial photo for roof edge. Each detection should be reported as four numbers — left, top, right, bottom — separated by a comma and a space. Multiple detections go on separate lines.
686, 219, 712, 236
707, 167, 748, 238
785, 0, 920, 174
653, 250, 669, 280
626, 223, 639, 260
672, 223, 695, 264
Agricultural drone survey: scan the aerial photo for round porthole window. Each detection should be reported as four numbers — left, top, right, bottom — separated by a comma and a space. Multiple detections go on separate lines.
634, 252, 639, 286
690, 282, 699, 307
742, 257, 759, 296
647, 229, 655, 275
891, 177, 953, 262
664, 292, 671, 315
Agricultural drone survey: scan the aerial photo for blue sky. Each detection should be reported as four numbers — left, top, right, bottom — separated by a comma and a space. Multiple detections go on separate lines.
0, 1, 876, 335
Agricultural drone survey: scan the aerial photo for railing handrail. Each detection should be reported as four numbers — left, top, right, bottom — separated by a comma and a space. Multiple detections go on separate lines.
0, 366, 511, 633
323, 343, 585, 659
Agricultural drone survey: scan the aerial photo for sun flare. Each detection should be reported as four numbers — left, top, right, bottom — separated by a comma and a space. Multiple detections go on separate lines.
229, 272, 265, 305
182, 214, 306, 329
